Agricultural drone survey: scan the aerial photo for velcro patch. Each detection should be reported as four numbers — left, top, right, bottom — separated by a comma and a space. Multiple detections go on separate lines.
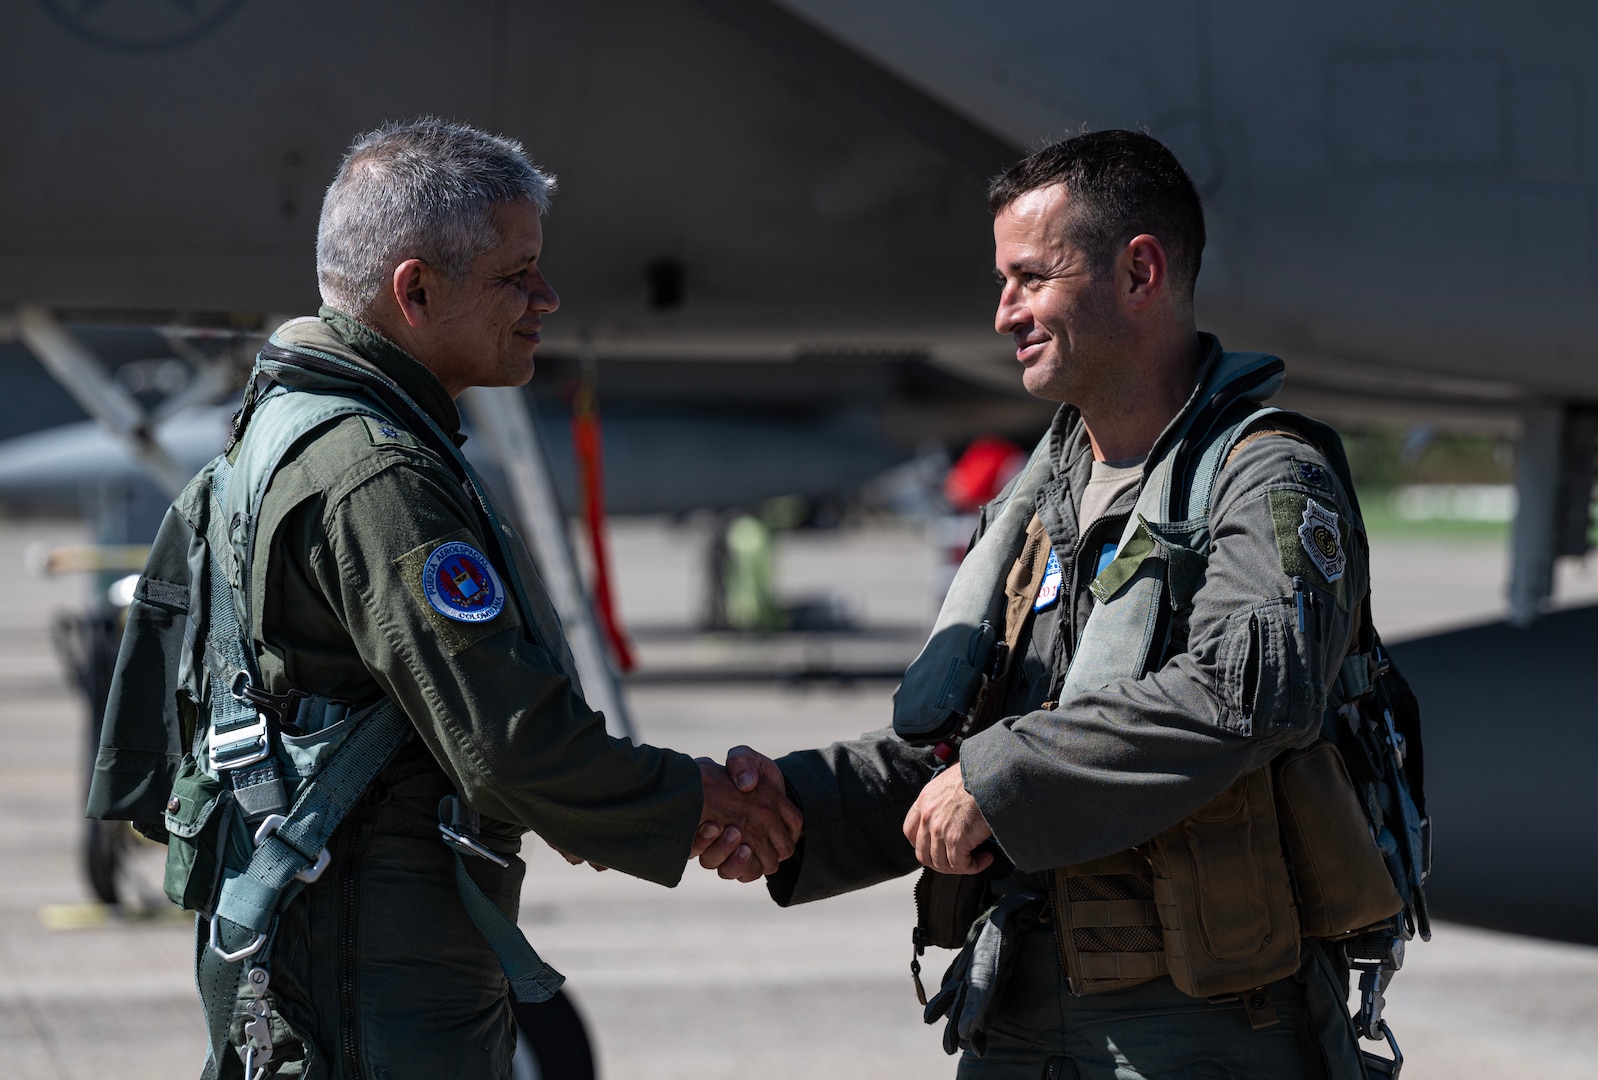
362, 415, 421, 450
1268, 491, 1351, 609
395, 532, 513, 655
1291, 458, 1333, 493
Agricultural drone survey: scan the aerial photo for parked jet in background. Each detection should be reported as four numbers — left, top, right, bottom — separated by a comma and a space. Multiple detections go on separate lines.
0, 0, 1593, 960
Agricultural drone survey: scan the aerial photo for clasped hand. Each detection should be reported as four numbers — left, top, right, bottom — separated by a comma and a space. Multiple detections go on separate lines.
690, 745, 803, 883
902, 762, 995, 875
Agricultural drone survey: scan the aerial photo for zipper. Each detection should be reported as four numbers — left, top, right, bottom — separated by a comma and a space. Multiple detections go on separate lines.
338, 806, 370, 1079
1241, 612, 1261, 721
1054, 511, 1130, 693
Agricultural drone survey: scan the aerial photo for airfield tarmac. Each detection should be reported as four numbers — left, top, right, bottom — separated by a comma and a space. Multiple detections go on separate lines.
2, 515, 1596, 1079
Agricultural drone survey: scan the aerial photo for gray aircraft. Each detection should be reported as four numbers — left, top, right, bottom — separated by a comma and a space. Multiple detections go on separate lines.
0, 1, 1592, 1054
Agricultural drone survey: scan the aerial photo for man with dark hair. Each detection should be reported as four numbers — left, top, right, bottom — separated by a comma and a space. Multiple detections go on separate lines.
720, 129, 1383, 1077
986, 128, 1206, 302
91, 118, 798, 1079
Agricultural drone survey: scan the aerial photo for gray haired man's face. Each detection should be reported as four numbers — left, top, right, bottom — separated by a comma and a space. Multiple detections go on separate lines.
414, 200, 560, 397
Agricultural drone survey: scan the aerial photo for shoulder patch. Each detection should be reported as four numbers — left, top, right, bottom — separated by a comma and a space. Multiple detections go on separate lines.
361, 415, 421, 450
1267, 490, 1351, 609
1296, 499, 1346, 582
422, 542, 506, 623
395, 533, 514, 655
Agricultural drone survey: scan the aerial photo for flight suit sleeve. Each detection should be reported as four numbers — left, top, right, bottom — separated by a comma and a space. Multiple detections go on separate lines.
765, 728, 939, 906
958, 434, 1368, 872
311, 458, 703, 887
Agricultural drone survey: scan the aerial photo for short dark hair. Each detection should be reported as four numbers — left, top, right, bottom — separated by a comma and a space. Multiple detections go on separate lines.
988, 130, 1205, 299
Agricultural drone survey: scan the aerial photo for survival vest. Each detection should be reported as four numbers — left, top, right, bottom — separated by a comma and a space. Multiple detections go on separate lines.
88, 336, 564, 1080
897, 348, 1429, 1074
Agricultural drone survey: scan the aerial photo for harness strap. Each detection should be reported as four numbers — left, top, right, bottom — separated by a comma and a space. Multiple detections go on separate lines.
450, 850, 566, 1003
212, 699, 412, 937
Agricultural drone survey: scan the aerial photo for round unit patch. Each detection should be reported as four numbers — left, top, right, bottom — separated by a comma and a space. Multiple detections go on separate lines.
422, 542, 506, 623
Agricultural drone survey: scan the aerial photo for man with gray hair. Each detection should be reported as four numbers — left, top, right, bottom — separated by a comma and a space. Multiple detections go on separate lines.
91, 117, 798, 1079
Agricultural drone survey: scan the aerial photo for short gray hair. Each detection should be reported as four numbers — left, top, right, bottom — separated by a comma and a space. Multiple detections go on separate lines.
316, 117, 556, 316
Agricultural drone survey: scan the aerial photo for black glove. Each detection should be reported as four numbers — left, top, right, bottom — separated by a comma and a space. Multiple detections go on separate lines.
922, 888, 1046, 1056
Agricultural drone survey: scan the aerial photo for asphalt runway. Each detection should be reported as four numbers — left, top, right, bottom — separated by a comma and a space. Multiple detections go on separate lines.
2, 516, 1596, 1079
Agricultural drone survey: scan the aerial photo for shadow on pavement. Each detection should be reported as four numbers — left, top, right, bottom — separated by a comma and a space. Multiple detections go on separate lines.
1389, 603, 1598, 946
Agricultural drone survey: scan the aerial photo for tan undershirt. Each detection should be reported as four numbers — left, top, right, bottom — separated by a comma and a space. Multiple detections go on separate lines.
1079, 457, 1145, 539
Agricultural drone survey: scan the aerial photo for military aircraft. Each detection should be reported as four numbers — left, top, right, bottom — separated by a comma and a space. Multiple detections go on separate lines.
1, 3, 1595, 1072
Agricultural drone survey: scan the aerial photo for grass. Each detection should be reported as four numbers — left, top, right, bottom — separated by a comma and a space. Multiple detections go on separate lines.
1357, 493, 1511, 543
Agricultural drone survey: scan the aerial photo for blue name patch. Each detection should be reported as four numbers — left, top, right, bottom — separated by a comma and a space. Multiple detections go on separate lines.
1095, 541, 1119, 577
1034, 548, 1063, 611
422, 542, 506, 623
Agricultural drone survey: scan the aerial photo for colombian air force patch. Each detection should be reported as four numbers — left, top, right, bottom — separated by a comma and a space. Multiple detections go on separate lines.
422, 542, 506, 623
1297, 499, 1345, 583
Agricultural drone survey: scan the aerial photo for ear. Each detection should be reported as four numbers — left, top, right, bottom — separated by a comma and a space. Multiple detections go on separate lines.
1119, 234, 1168, 312
391, 259, 430, 329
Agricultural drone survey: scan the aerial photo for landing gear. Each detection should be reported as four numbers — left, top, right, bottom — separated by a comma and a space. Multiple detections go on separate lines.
51, 609, 127, 904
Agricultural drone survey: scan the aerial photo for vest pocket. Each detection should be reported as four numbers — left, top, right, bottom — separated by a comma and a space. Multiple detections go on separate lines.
1275, 741, 1404, 937
1150, 768, 1302, 996
161, 754, 236, 912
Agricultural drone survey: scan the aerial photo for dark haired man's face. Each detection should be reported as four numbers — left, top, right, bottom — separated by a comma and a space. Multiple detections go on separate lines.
992, 184, 1126, 406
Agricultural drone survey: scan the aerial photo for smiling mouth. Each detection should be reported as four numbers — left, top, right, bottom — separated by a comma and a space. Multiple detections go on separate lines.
1014, 337, 1047, 362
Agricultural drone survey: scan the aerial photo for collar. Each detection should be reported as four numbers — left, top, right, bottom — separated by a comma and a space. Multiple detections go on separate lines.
270, 306, 465, 445
1046, 332, 1228, 481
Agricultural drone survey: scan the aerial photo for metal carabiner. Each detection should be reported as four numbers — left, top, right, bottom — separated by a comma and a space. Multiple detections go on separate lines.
1362, 1019, 1404, 1079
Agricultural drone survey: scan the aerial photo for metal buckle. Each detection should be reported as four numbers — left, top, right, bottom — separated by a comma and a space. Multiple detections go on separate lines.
208, 912, 268, 963
239, 966, 274, 1080
438, 795, 509, 868
253, 813, 331, 883
1348, 931, 1405, 1040
208, 671, 272, 771
439, 823, 511, 868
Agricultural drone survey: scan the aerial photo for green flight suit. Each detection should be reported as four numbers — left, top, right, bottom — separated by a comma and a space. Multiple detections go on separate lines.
175, 311, 701, 1078
768, 337, 1373, 1078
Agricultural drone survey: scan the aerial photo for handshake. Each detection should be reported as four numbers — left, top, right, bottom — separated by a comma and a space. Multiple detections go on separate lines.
556, 748, 995, 883
688, 747, 996, 883
690, 745, 802, 884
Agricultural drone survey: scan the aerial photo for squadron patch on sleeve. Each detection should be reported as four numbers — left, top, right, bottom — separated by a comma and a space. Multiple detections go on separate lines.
395, 532, 517, 655
422, 542, 506, 622
1297, 499, 1346, 583
1267, 490, 1352, 610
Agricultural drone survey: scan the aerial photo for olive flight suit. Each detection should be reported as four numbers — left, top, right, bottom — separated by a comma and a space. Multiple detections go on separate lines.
204, 310, 702, 1078
767, 336, 1373, 1079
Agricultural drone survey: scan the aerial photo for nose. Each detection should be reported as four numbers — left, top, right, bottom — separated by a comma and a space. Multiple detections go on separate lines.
994, 282, 1023, 336
529, 270, 559, 314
